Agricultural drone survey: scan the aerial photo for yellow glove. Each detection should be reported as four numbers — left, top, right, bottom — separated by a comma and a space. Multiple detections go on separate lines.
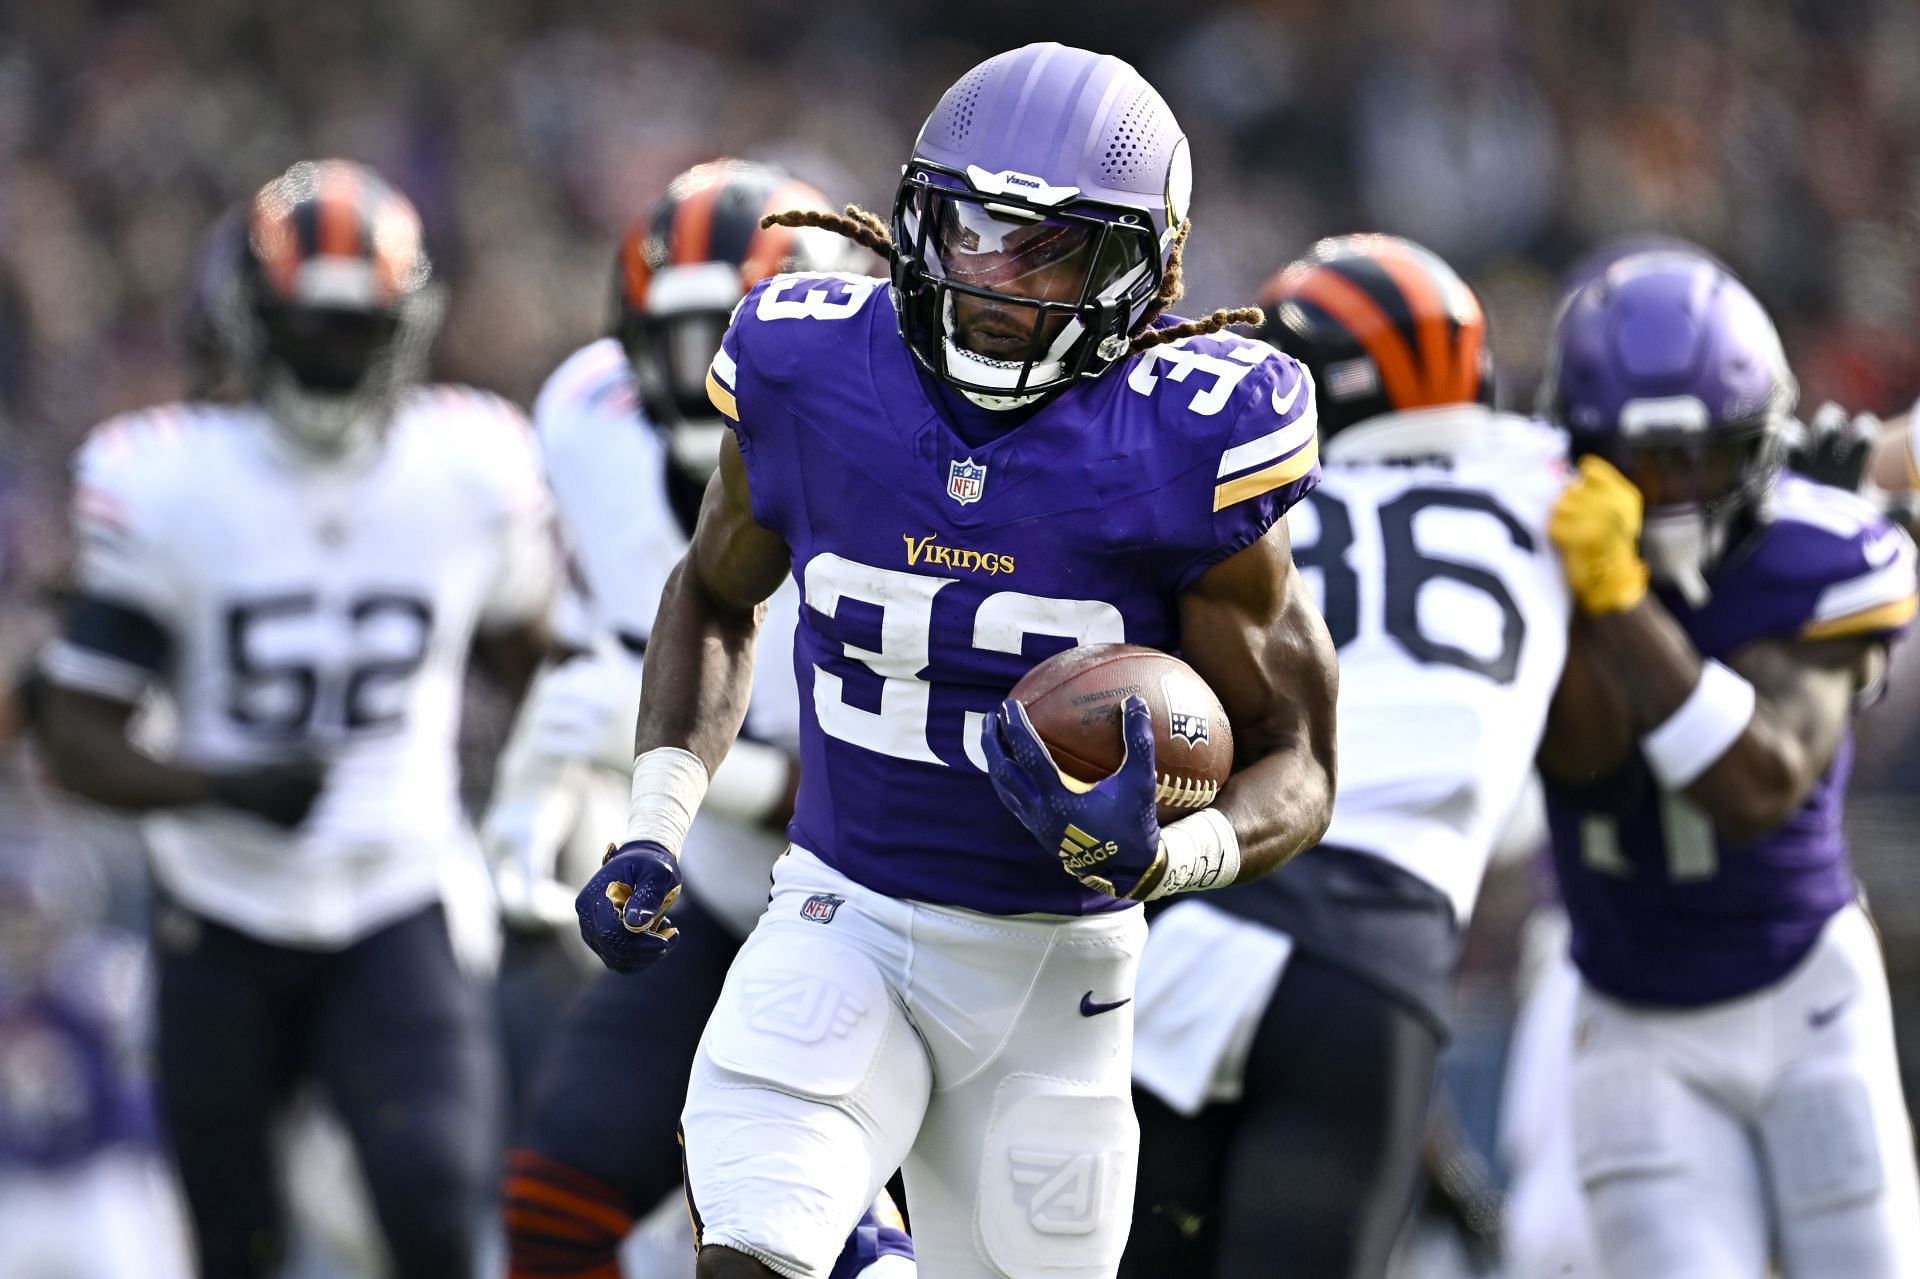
1550, 456, 1649, 614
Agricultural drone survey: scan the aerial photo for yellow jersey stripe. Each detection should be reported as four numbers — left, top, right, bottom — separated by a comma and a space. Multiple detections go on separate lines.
1801, 593, 1918, 641
705, 368, 739, 422
1212, 440, 1319, 512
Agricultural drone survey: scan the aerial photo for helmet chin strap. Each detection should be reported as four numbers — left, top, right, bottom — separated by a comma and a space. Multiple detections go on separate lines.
938, 293, 1084, 411
259, 368, 388, 463
1641, 507, 1725, 607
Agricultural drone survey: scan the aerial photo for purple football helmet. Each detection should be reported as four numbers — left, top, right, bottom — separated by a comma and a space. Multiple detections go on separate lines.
891, 43, 1192, 408
1540, 250, 1797, 602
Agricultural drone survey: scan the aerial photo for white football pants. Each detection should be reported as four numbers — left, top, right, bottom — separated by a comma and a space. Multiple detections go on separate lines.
1571, 903, 1920, 1278
681, 846, 1146, 1279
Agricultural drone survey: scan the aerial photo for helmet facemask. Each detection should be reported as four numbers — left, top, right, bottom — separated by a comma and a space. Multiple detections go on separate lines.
1578, 420, 1782, 606
891, 166, 1160, 410
252, 285, 442, 458
619, 261, 745, 486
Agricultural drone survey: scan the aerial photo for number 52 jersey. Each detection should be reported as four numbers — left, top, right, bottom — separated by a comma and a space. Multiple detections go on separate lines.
42, 391, 558, 946
710, 271, 1321, 917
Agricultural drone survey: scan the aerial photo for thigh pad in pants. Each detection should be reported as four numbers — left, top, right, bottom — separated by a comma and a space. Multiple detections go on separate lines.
975, 1074, 1139, 1279
1573, 1055, 1689, 1186
703, 927, 894, 1103
1761, 1071, 1884, 1215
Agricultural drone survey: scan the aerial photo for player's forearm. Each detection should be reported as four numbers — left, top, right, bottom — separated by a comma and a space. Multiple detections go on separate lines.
1213, 741, 1335, 880
39, 686, 216, 812
1585, 597, 1704, 727
1587, 604, 1814, 841
1213, 599, 1339, 880
633, 556, 763, 777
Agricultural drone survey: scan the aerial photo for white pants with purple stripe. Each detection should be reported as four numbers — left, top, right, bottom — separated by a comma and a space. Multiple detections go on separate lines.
680, 845, 1145, 1279
1570, 903, 1920, 1278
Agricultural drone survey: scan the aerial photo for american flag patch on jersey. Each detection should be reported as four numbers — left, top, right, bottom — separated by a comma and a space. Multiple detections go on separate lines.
800, 893, 844, 924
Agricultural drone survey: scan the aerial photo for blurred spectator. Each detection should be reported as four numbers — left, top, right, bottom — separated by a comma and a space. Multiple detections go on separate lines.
0, 824, 193, 1278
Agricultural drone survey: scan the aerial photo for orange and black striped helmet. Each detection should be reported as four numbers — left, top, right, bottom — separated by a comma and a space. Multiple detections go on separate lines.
240, 160, 441, 451
247, 159, 432, 317
613, 159, 851, 431
1257, 234, 1493, 439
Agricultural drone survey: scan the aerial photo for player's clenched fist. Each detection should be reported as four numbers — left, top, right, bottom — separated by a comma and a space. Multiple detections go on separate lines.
982, 695, 1167, 900
575, 840, 682, 974
1550, 455, 1650, 615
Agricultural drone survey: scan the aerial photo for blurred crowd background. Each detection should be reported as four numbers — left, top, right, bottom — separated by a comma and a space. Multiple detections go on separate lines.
4, 0, 1920, 1270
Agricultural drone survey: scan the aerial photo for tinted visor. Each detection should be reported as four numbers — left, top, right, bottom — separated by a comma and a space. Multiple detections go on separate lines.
261, 306, 401, 391
921, 191, 1143, 304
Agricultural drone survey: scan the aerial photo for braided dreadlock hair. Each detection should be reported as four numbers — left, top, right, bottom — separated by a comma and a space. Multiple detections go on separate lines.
759, 209, 1259, 357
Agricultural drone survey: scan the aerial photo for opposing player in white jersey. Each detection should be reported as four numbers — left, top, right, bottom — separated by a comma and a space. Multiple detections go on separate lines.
490, 158, 911, 1279
36, 160, 559, 1278
1124, 235, 1571, 1279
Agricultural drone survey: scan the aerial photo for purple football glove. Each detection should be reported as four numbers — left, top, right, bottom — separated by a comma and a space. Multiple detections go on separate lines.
575, 839, 682, 974
982, 694, 1167, 900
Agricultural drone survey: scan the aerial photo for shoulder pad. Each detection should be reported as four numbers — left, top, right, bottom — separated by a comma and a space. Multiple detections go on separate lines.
405, 384, 546, 518
533, 339, 635, 443
1763, 477, 1918, 641
75, 403, 235, 506
1122, 335, 1319, 511
722, 271, 888, 392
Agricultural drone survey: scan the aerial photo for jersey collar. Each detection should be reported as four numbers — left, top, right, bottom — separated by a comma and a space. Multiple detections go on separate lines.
1323, 404, 1497, 465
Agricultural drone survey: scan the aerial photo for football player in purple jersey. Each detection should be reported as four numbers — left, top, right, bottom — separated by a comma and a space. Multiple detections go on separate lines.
495, 158, 913, 1279
1537, 249, 1920, 1276
574, 43, 1338, 1279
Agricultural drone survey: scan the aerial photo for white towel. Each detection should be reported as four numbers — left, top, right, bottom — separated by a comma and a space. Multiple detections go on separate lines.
1131, 900, 1294, 1116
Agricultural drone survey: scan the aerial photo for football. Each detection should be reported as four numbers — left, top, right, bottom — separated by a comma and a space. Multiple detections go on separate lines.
1008, 643, 1234, 825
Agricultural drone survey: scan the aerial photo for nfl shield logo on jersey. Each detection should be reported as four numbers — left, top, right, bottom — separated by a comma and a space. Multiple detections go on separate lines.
800, 893, 844, 924
947, 457, 987, 505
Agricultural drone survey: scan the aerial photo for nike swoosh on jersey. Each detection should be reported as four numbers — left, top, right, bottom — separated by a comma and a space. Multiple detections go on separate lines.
1271, 371, 1305, 417
1863, 528, 1904, 567
1079, 991, 1132, 1017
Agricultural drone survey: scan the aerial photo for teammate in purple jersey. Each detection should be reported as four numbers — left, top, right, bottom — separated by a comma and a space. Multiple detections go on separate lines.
575, 43, 1338, 1279
1537, 248, 1920, 1276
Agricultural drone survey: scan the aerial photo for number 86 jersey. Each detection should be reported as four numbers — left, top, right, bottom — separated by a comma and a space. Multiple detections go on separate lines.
710, 272, 1321, 916
1285, 407, 1573, 925
43, 391, 558, 946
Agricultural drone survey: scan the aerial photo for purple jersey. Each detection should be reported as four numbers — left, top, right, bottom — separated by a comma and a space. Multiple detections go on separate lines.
1546, 475, 1918, 1005
708, 272, 1319, 915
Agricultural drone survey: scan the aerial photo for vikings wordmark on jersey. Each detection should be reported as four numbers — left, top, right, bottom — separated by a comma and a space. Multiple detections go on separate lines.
706, 270, 1320, 916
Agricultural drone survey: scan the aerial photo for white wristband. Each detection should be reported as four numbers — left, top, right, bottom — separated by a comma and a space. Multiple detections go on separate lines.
623, 746, 711, 856
1639, 659, 1755, 789
1145, 808, 1242, 900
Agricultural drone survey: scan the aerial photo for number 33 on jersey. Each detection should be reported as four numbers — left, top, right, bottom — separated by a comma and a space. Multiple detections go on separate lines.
708, 271, 1321, 917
